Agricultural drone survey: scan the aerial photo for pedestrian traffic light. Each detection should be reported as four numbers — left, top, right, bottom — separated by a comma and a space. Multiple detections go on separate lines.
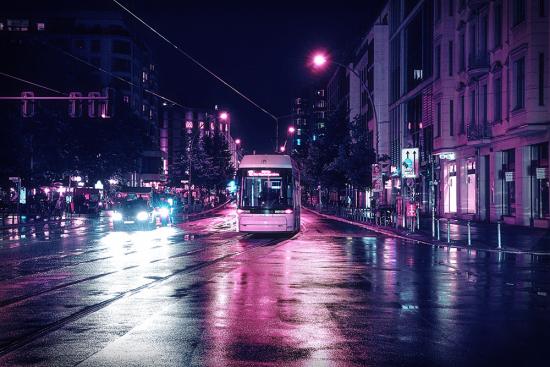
21, 91, 35, 118
87, 91, 101, 118
100, 87, 115, 119
68, 92, 82, 118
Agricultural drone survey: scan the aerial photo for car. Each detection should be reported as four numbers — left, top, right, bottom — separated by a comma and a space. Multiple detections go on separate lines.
111, 199, 155, 230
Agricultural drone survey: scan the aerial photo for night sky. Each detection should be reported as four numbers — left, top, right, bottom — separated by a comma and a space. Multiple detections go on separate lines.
7, 0, 385, 152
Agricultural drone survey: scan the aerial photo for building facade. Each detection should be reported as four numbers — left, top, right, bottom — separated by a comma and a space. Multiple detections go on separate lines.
388, 0, 435, 220
161, 106, 234, 182
0, 11, 164, 186
292, 87, 327, 157
433, 0, 550, 228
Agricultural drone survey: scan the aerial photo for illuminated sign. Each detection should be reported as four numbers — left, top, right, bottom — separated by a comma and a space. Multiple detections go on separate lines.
185, 121, 193, 129
401, 148, 419, 178
372, 164, 382, 192
438, 151, 456, 160
247, 170, 280, 177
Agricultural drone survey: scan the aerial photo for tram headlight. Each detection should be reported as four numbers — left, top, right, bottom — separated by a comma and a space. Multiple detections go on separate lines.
112, 211, 123, 221
136, 211, 148, 221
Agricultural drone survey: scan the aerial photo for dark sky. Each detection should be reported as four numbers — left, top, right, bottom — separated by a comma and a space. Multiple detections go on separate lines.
8, 0, 385, 152
127, 1, 385, 152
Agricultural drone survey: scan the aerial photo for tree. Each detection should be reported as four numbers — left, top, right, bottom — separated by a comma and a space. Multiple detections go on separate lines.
203, 131, 235, 190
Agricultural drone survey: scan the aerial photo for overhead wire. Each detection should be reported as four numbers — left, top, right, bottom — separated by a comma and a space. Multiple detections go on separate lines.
35, 40, 193, 109
112, 0, 279, 121
0, 71, 66, 95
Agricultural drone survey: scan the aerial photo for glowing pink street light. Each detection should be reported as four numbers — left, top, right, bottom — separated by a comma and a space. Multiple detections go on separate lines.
235, 138, 241, 145
312, 53, 328, 67
219, 112, 228, 120
288, 126, 296, 134
280, 145, 286, 153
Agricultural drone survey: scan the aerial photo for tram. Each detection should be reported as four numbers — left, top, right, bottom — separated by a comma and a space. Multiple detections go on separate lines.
236, 154, 300, 233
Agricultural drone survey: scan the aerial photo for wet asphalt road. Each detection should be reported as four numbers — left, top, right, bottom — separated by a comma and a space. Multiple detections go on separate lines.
0, 209, 549, 367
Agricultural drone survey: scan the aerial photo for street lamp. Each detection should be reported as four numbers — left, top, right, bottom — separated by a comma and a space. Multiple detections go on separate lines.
310, 52, 379, 162
288, 126, 296, 134
219, 112, 228, 120
235, 138, 241, 145
280, 145, 286, 153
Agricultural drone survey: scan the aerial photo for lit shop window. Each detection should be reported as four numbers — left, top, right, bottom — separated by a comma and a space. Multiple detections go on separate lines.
37, 22, 45, 31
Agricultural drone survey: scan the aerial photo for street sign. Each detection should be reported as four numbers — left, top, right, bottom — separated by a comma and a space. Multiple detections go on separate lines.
505, 171, 514, 182
9, 176, 21, 182
401, 148, 419, 178
19, 187, 26, 204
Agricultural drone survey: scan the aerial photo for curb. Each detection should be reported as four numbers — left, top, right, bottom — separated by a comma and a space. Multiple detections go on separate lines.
303, 207, 550, 256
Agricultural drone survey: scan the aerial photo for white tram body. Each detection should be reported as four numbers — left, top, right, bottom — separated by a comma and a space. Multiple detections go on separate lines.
236, 154, 300, 233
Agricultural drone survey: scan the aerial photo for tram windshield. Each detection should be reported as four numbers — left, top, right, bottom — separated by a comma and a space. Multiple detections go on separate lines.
238, 168, 294, 210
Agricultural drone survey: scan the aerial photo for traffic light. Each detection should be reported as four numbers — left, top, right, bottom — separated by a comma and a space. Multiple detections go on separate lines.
68, 92, 82, 118
21, 91, 35, 117
100, 87, 115, 118
87, 92, 101, 118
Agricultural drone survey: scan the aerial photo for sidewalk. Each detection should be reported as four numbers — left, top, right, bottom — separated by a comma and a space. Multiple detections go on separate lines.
306, 206, 550, 255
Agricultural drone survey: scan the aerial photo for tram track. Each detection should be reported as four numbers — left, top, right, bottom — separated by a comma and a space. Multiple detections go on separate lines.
0, 234, 289, 359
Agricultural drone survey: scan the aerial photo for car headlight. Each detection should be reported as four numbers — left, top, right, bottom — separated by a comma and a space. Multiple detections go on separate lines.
112, 212, 123, 221
136, 211, 148, 221
159, 207, 170, 217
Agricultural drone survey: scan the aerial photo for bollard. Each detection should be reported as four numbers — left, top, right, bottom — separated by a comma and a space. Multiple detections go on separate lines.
446, 220, 451, 243
437, 218, 441, 240
416, 208, 420, 230
467, 221, 471, 246
431, 207, 435, 237
384, 216, 387, 226
497, 221, 502, 248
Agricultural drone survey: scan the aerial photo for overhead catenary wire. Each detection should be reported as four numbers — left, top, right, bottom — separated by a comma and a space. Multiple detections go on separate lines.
111, 0, 279, 121
36, 40, 193, 109
0, 71, 66, 95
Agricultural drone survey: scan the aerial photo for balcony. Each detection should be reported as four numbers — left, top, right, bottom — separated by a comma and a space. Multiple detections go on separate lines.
468, 53, 490, 77
467, 122, 491, 146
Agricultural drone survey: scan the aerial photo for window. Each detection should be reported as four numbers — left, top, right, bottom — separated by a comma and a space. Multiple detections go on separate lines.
437, 102, 442, 137
541, 0, 546, 17
37, 22, 45, 31
112, 40, 131, 54
512, 0, 526, 26
123, 95, 129, 104
494, 2, 502, 48
449, 0, 454, 16
435, 0, 442, 22
435, 45, 441, 79
459, 33, 465, 71
502, 149, 516, 216
458, 0, 465, 11
470, 90, 476, 127
0, 22, 4, 31
539, 53, 545, 106
448, 41, 453, 76
469, 23, 476, 68
7, 19, 29, 31
142, 71, 148, 83
112, 58, 130, 72
91, 40, 101, 53
532, 143, 549, 219
481, 84, 488, 124
480, 15, 488, 54
494, 77, 502, 122
449, 100, 454, 136
460, 94, 465, 134
513, 57, 525, 110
